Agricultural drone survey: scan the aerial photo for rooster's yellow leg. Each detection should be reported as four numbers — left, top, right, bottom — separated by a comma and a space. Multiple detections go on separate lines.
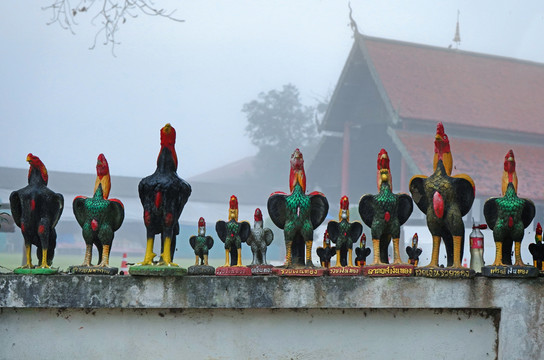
348, 248, 354, 266
491, 242, 504, 266
22, 245, 33, 269
203, 254, 209, 266
285, 241, 293, 267
194, 255, 200, 266
137, 238, 156, 265
39, 249, 50, 269
333, 249, 342, 267
452, 236, 462, 268
371, 239, 381, 265
425, 236, 441, 267
305, 240, 313, 266
235, 248, 243, 267
81, 244, 93, 266
160, 237, 178, 267
392, 238, 402, 264
514, 242, 524, 266
98, 245, 110, 267
224, 249, 230, 267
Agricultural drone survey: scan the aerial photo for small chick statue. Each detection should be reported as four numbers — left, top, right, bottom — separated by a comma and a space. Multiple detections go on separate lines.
355, 234, 371, 267
190, 217, 214, 266
529, 223, 544, 271
188, 217, 215, 275
327, 196, 363, 267
316, 230, 336, 268
216, 195, 251, 268
247, 208, 274, 266
405, 233, 422, 266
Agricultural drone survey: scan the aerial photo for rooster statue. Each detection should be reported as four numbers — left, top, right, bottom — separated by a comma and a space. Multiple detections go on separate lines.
246, 208, 274, 266
189, 217, 214, 266
359, 149, 413, 264
483, 150, 535, 267
316, 230, 336, 268
409, 123, 475, 268
72, 154, 125, 271
327, 196, 363, 267
529, 223, 544, 271
355, 234, 371, 267
405, 233, 422, 266
216, 195, 251, 267
10, 154, 64, 272
267, 149, 329, 268
136, 123, 192, 268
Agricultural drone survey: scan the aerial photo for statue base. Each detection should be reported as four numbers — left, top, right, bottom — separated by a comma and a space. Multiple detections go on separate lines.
248, 264, 274, 275
215, 266, 252, 276
329, 266, 363, 276
187, 265, 215, 275
363, 264, 414, 277
414, 267, 475, 279
129, 265, 187, 276
68, 265, 118, 275
13, 267, 59, 275
272, 267, 327, 277
481, 265, 539, 278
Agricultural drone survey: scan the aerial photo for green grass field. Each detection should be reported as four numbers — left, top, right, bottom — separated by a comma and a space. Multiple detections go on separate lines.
0, 252, 253, 273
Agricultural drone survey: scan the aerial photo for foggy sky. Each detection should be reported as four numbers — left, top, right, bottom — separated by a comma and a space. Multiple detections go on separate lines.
1, 1, 543, 179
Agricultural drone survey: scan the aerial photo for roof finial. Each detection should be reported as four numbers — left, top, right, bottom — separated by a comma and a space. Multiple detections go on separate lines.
452, 10, 461, 48
348, 2, 360, 38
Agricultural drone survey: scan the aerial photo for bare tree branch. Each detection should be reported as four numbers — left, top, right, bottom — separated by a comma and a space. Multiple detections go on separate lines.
43, 0, 184, 55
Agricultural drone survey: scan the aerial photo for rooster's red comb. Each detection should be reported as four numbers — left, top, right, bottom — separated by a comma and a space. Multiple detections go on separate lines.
198, 217, 206, 228
340, 196, 349, 210
229, 195, 238, 210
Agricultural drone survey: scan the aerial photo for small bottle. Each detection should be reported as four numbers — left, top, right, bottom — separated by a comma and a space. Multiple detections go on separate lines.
470, 221, 487, 272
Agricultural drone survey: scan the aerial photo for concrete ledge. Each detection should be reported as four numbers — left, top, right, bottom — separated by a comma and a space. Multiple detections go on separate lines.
0, 274, 541, 309
1, 274, 544, 358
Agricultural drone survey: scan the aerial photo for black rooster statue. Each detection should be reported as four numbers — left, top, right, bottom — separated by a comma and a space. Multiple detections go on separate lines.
405, 233, 422, 266
529, 223, 544, 271
131, 123, 192, 275
10, 154, 64, 273
409, 123, 475, 271
316, 230, 336, 268
355, 234, 371, 267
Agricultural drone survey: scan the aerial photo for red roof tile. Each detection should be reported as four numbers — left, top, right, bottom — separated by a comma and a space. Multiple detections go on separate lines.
395, 130, 544, 201
365, 37, 544, 135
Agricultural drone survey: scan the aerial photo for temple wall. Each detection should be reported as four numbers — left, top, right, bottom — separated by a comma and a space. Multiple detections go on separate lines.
1, 275, 542, 359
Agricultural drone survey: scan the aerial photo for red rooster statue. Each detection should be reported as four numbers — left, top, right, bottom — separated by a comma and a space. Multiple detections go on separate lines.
137, 123, 192, 268
10, 154, 64, 271
72, 154, 125, 271
267, 149, 329, 268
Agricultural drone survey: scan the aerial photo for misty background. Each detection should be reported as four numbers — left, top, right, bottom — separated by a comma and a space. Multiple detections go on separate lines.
0, 1, 543, 266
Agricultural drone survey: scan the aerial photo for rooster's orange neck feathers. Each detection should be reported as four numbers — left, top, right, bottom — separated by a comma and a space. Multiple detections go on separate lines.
289, 149, 306, 192
94, 154, 111, 199
502, 149, 518, 195
433, 122, 453, 175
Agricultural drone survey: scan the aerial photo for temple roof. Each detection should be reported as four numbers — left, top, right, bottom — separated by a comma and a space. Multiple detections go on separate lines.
365, 36, 544, 134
